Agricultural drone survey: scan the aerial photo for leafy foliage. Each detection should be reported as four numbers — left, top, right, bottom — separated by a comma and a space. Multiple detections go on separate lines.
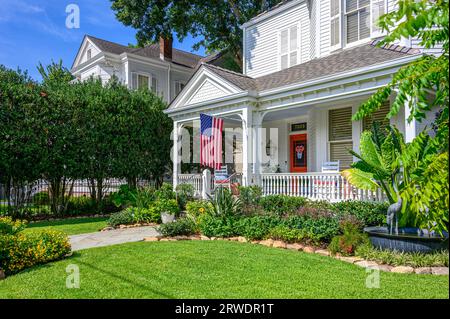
207, 187, 241, 218
328, 220, 370, 256
158, 218, 197, 237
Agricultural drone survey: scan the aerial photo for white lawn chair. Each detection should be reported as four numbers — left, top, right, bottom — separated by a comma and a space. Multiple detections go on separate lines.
321, 161, 340, 173
214, 166, 236, 190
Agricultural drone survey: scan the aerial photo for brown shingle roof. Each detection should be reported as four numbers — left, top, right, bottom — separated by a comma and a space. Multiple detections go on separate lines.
86, 35, 204, 68
203, 42, 421, 92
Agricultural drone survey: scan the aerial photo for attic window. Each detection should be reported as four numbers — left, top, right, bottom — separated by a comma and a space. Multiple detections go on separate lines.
87, 49, 92, 60
279, 25, 299, 70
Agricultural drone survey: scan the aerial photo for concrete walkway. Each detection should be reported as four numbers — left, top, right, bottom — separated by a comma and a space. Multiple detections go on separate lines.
69, 226, 160, 251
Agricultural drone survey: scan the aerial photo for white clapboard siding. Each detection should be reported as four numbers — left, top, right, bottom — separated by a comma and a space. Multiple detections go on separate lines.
188, 80, 230, 105
244, 1, 311, 78
319, 0, 332, 57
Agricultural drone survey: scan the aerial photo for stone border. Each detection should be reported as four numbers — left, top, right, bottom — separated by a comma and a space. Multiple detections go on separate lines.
101, 223, 159, 231
143, 235, 449, 276
28, 214, 111, 224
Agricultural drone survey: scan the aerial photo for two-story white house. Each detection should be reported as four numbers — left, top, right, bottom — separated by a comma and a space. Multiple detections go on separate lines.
71, 35, 208, 103
166, 0, 441, 201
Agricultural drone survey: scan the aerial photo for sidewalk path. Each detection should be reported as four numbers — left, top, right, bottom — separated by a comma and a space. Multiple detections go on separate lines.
69, 226, 160, 251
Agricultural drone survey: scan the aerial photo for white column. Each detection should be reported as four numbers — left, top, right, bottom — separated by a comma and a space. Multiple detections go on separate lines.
202, 169, 211, 199
252, 112, 264, 188
241, 107, 253, 186
172, 121, 181, 190
352, 104, 362, 158
404, 100, 416, 143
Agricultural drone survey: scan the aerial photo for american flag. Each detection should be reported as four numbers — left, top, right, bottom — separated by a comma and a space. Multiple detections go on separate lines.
200, 113, 224, 170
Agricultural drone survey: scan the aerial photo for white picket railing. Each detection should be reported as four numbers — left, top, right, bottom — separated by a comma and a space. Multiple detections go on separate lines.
261, 173, 385, 202
178, 174, 203, 197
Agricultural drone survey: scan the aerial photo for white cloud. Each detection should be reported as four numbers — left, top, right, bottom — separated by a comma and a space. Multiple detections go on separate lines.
0, 0, 45, 22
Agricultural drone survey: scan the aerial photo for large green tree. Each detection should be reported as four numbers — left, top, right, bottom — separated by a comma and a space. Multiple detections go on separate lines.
110, 0, 283, 66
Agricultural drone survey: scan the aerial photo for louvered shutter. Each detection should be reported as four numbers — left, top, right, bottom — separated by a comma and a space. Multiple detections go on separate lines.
330, 0, 341, 48
289, 26, 298, 67
280, 29, 289, 69
131, 73, 138, 89
151, 77, 158, 93
329, 107, 353, 169
363, 101, 390, 131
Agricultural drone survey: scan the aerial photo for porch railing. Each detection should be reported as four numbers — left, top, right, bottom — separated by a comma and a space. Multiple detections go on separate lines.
261, 173, 385, 202
178, 174, 203, 197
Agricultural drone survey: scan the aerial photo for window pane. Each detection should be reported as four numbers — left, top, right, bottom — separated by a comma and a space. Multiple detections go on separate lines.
289, 52, 297, 67
346, 12, 359, 43
138, 75, 149, 89
151, 77, 158, 93
281, 54, 288, 69
131, 73, 138, 89
359, 7, 370, 39
331, 17, 340, 46
290, 26, 297, 51
346, 0, 357, 12
280, 29, 288, 54
329, 107, 353, 141
363, 101, 390, 131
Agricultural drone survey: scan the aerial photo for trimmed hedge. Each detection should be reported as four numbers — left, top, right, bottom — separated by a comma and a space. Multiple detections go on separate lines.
0, 230, 71, 275
158, 218, 197, 237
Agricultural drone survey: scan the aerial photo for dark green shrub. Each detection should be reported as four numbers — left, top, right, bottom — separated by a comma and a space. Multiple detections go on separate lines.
0, 217, 27, 235
0, 230, 71, 275
175, 184, 196, 210
259, 195, 306, 216
235, 216, 281, 240
110, 185, 138, 208
66, 196, 96, 215
331, 200, 388, 227
32, 191, 50, 205
328, 220, 370, 256
284, 215, 340, 243
107, 209, 135, 227
132, 207, 161, 224
268, 225, 306, 243
131, 187, 156, 209
208, 187, 241, 218
158, 218, 197, 237
238, 185, 263, 214
197, 215, 237, 237
155, 183, 176, 201
153, 199, 179, 216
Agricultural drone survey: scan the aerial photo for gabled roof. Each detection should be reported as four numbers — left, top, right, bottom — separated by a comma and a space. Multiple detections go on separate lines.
85, 35, 204, 69
201, 41, 421, 92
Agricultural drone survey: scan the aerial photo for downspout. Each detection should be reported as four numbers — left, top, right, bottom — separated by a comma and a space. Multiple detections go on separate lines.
167, 63, 171, 103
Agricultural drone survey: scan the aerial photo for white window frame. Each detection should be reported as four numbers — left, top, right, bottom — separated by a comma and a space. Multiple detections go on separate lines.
370, 0, 388, 38
278, 23, 300, 71
344, 0, 371, 47
327, 106, 354, 168
330, 0, 342, 52
86, 49, 92, 60
174, 81, 186, 95
131, 72, 158, 94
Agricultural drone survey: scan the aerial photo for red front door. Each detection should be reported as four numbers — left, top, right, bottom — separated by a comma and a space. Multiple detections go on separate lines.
290, 134, 307, 173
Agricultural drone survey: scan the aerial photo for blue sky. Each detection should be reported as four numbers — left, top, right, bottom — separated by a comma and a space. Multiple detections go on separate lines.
0, 0, 205, 81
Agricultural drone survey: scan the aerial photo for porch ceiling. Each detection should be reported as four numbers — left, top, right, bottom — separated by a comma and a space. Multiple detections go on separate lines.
263, 105, 312, 122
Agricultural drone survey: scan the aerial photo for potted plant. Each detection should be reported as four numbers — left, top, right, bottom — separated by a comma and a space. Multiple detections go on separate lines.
155, 199, 180, 224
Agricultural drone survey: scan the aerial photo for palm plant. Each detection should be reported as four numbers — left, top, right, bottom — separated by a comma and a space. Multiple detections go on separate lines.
207, 187, 242, 218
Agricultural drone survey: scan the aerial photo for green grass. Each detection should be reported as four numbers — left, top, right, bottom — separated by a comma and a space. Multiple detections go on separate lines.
25, 217, 109, 235
0, 241, 448, 299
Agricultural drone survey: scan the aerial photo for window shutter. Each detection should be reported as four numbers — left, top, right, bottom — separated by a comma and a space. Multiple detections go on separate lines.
346, 12, 359, 43
330, 142, 354, 169
329, 107, 353, 141
151, 77, 158, 93
280, 29, 289, 69
330, 0, 341, 48
371, 0, 385, 34
359, 7, 370, 39
363, 101, 390, 131
131, 73, 138, 89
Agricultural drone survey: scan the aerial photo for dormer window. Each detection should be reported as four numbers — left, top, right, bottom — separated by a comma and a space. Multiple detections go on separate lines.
279, 25, 299, 70
345, 0, 370, 44
87, 49, 92, 60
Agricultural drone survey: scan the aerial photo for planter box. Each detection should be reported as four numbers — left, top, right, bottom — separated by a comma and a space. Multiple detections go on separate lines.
161, 212, 175, 224
364, 226, 449, 253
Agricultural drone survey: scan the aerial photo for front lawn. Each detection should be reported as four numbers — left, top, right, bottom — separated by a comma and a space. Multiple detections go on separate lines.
25, 217, 109, 236
0, 241, 447, 299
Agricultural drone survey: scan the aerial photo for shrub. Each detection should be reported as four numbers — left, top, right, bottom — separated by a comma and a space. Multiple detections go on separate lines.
284, 215, 340, 243
197, 215, 237, 238
110, 185, 138, 208
268, 225, 306, 243
328, 221, 370, 256
0, 230, 71, 275
208, 187, 241, 218
32, 191, 50, 205
107, 209, 135, 227
0, 217, 27, 235
331, 200, 388, 227
132, 207, 161, 224
66, 196, 97, 215
238, 185, 262, 213
186, 200, 213, 220
235, 216, 281, 240
153, 199, 179, 216
355, 244, 449, 267
259, 195, 306, 216
155, 183, 176, 201
131, 187, 156, 209
296, 206, 335, 219
158, 218, 197, 237
175, 184, 196, 210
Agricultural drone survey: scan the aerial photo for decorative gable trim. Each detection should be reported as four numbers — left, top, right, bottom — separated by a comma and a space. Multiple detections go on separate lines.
72, 36, 102, 69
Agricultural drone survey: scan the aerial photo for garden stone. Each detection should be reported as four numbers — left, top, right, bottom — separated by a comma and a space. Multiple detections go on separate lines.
355, 261, 379, 268
272, 241, 287, 249
415, 267, 432, 274
431, 267, 449, 276
286, 243, 303, 251
337, 256, 363, 264
376, 265, 394, 272
159, 238, 170, 241
144, 237, 160, 242
315, 249, 330, 256
229, 237, 240, 241
237, 236, 248, 243
302, 246, 315, 253
189, 235, 201, 240
251, 240, 260, 244
0, 269, 5, 280
391, 266, 414, 274
174, 236, 190, 241
259, 239, 274, 247
210, 237, 218, 240
200, 235, 210, 240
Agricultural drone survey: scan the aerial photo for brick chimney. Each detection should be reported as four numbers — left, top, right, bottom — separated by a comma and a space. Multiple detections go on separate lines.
159, 37, 173, 61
